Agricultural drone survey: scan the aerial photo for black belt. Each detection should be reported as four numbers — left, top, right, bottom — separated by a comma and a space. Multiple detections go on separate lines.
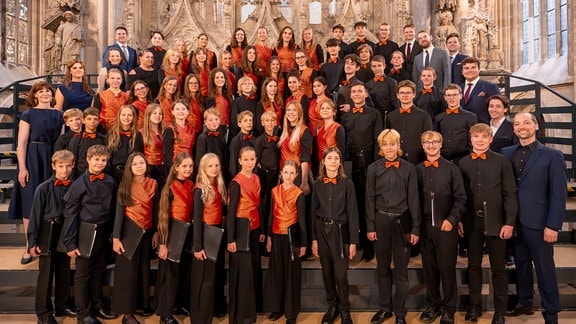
319, 217, 347, 225
376, 210, 402, 219
30, 141, 49, 144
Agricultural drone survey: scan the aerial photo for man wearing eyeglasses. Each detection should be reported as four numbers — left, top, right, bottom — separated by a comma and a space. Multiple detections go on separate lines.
416, 130, 466, 324
386, 80, 432, 165
433, 83, 477, 164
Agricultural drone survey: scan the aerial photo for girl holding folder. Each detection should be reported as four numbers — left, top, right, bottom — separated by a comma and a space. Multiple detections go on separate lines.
264, 159, 307, 323
112, 152, 158, 323
190, 153, 227, 324
227, 146, 264, 324
154, 152, 194, 324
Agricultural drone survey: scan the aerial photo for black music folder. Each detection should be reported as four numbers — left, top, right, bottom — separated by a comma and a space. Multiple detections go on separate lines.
77, 221, 98, 258
167, 219, 191, 263
120, 217, 146, 261
202, 224, 224, 262
37, 220, 63, 256
234, 217, 250, 252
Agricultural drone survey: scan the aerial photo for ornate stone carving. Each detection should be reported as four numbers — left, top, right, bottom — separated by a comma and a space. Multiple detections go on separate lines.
54, 11, 83, 73
434, 11, 458, 49
461, 0, 497, 68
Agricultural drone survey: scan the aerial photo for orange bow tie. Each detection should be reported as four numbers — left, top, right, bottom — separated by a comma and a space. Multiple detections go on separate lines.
446, 108, 459, 114
267, 135, 278, 142
245, 95, 256, 100
399, 107, 411, 114
421, 88, 432, 94
243, 134, 253, 141
323, 177, 337, 184
208, 131, 220, 137
329, 58, 338, 64
83, 132, 96, 139
374, 76, 384, 82
120, 131, 132, 137
390, 69, 400, 75
341, 80, 350, 86
471, 152, 487, 160
378, 40, 387, 46
424, 160, 439, 168
153, 46, 163, 52
385, 161, 400, 168
361, 63, 368, 69
89, 173, 105, 182
54, 179, 71, 187
357, 38, 365, 44
352, 107, 364, 113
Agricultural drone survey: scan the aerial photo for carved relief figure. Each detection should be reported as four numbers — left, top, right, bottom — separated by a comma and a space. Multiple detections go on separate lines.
43, 31, 56, 74
487, 45, 504, 70
435, 11, 458, 49
54, 11, 83, 72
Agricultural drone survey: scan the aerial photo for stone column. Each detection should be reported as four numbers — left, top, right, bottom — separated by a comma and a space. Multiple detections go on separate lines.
411, 0, 431, 31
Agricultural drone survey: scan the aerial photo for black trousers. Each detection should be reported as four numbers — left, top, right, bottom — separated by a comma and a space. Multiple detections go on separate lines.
373, 214, 410, 317
228, 229, 262, 324
74, 231, 110, 319
467, 217, 507, 313
112, 231, 152, 315
315, 218, 351, 312
515, 226, 560, 322
36, 251, 71, 320
420, 219, 458, 313
351, 151, 372, 254
264, 234, 302, 320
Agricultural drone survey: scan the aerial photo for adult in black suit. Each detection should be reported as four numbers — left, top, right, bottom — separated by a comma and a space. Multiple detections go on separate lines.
398, 24, 422, 78
488, 95, 517, 153
501, 113, 566, 324
102, 26, 138, 73
460, 57, 500, 124
445, 33, 467, 86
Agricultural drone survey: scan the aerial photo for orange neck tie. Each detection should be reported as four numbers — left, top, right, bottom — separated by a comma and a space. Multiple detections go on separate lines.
471, 152, 487, 160
323, 177, 337, 184
89, 173, 105, 182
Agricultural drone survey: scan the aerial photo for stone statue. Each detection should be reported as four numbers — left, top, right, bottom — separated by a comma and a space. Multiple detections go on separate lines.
487, 45, 504, 70
436, 0, 458, 12
54, 11, 83, 72
43, 31, 56, 74
435, 11, 458, 49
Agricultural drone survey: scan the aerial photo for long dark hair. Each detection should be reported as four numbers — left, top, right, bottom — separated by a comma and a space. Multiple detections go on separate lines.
118, 152, 148, 206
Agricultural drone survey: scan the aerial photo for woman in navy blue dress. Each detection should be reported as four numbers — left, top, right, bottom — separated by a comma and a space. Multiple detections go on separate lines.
9, 81, 64, 264
54, 60, 94, 111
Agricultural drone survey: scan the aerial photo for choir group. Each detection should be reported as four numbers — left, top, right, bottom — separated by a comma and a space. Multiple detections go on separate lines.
8, 22, 566, 324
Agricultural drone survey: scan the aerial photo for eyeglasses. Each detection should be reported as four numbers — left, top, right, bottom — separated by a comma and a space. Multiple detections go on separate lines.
444, 94, 460, 98
134, 87, 147, 92
422, 140, 441, 146
295, 56, 306, 59
398, 91, 413, 95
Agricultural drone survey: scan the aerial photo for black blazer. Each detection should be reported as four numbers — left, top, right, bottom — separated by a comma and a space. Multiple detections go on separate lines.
490, 119, 517, 153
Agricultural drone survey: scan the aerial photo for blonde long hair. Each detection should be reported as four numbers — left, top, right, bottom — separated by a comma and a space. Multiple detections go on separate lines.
196, 153, 227, 205
278, 101, 306, 151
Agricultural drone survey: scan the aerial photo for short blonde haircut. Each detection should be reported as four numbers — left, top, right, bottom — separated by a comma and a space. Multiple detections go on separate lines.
203, 107, 221, 120
469, 123, 493, 137
377, 129, 403, 157
261, 111, 277, 123
63, 108, 83, 122
51, 150, 75, 164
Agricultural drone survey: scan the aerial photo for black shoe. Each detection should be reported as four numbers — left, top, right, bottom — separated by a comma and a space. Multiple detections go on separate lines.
361, 250, 374, 261
464, 307, 482, 322
395, 317, 406, 324
37, 316, 57, 324
440, 312, 454, 324
268, 312, 283, 321
77, 316, 102, 324
491, 313, 505, 324
419, 306, 441, 323
96, 307, 119, 320
286, 319, 297, 324
122, 314, 141, 324
55, 306, 77, 317
159, 316, 178, 324
341, 310, 353, 324
371, 309, 393, 324
322, 306, 339, 324
135, 308, 154, 317
21, 253, 33, 265
173, 306, 189, 316
459, 248, 468, 258
544, 320, 558, 324
506, 303, 533, 317
505, 254, 515, 266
